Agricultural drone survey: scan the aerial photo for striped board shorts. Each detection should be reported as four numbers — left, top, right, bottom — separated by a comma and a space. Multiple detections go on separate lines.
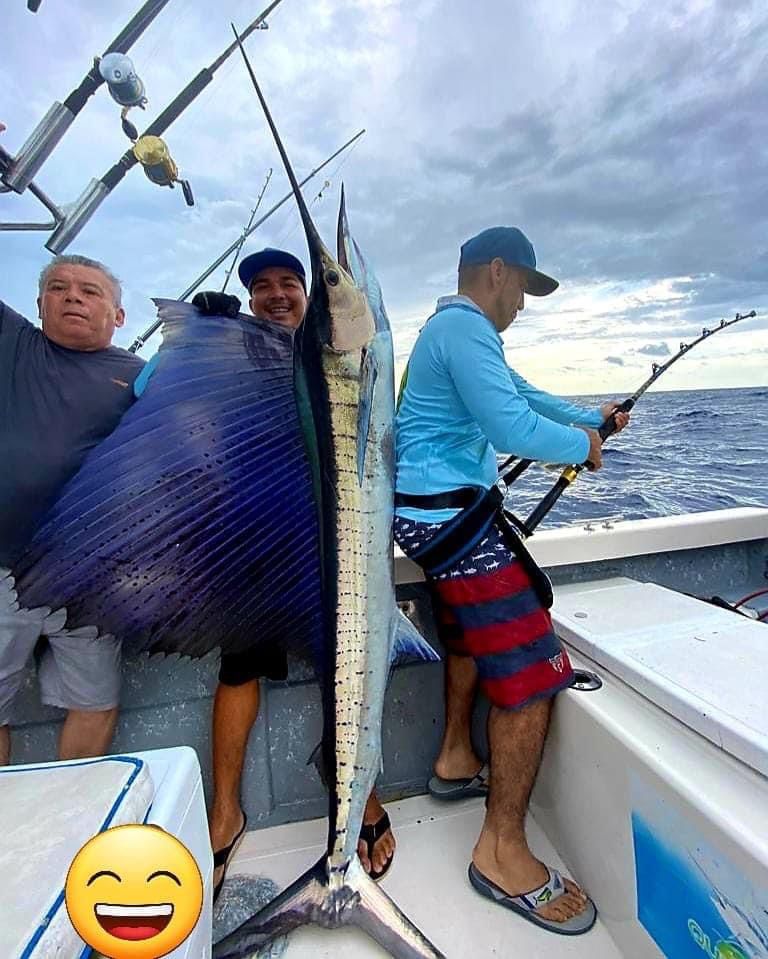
394, 516, 574, 710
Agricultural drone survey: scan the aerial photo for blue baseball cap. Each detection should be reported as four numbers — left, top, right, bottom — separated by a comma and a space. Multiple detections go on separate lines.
238, 248, 307, 292
458, 226, 558, 296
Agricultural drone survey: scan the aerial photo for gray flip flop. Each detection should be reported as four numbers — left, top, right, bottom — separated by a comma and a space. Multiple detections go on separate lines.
427, 763, 489, 800
468, 862, 597, 936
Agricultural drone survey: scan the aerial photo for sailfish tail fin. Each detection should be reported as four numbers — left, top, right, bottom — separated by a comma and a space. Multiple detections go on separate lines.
212, 856, 446, 959
213, 860, 326, 958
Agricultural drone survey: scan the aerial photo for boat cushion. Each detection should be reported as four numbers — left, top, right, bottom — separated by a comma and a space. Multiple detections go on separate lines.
552, 577, 768, 778
1, 755, 154, 958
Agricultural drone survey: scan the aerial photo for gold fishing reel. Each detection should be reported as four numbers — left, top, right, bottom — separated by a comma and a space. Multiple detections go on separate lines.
132, 135, 194, 206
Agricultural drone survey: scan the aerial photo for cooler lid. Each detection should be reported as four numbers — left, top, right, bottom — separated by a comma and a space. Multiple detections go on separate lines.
1, 755, 154, 958
552, 578, 768, 778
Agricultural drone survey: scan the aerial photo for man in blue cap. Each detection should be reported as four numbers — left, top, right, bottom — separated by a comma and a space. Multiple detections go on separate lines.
198, 249, 397, 900
394, 226, 629, 935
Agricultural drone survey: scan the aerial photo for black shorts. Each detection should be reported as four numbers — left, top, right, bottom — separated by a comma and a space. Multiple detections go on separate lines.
218, 644, 288, 686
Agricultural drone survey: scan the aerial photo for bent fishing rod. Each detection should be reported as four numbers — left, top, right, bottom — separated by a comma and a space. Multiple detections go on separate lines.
502, 309, 757, 536
128, 128, 365, 352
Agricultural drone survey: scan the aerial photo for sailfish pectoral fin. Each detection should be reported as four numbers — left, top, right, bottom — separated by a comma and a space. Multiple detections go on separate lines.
357, 348, 378, 486
391, 607, 440, 664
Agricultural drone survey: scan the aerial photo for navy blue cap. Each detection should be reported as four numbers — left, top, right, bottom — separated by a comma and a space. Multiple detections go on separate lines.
238, 248, 307, 292
459, 226, 558, 296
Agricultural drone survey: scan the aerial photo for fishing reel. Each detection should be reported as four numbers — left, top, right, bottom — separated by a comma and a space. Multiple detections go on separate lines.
98, 53, 147, 141
132, 135, 194, 206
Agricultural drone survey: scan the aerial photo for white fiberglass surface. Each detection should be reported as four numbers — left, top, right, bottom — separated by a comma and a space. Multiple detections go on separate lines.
2, 756, 153, 959
226, 794, 624, 959
552, 578, 768, 777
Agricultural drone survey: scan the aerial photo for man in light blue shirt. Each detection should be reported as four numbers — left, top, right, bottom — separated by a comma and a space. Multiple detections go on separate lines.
395, 226, 629, 935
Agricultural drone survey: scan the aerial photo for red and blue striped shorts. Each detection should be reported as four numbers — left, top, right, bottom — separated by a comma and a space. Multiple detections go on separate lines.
394, 516, 574, 710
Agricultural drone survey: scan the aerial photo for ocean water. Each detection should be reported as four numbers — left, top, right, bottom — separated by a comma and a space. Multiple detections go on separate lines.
500, 386, 768, 529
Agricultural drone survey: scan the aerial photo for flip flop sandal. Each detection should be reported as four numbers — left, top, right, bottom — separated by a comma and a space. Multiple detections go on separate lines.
359, 811, 394, 882
428, 763, 489, 801
213, 813, 248, 904
468, 862, 597, 936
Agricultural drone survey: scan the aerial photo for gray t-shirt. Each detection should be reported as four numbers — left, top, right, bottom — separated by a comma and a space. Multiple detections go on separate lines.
0, 300, 145, 567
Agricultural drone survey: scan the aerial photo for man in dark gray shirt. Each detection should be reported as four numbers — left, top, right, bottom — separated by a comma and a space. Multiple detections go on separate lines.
0, 254, 144, 765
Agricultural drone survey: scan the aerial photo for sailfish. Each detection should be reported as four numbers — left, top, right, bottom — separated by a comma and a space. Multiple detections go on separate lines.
212, 30, 446, 959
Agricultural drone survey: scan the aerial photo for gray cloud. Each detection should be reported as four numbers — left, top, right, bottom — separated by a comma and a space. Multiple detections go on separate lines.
2, 0, 767, 389
637, 343, 672, 356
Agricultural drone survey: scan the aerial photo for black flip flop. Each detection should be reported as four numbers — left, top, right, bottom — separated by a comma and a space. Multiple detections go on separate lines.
468, 862, 597, 936
428, 763, 489, 801
213, 812, 248, 904
359, 811, 394, 882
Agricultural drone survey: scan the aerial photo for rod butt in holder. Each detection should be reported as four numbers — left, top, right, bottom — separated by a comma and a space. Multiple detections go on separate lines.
45, 178, 110, 254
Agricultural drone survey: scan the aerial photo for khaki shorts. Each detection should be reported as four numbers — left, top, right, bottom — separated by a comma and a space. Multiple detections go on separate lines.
0, 569, 121, 724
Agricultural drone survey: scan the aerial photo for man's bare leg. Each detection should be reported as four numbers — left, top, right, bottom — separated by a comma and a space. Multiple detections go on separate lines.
59, 707, 118, 760
0, 725, 10, 765
472, 698, 589, 922
209, 679, 259, 889
358, 790, 396, 875
433, 653, 484, 780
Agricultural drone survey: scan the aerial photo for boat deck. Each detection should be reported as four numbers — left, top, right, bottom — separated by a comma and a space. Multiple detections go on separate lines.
226, 794, 624, 958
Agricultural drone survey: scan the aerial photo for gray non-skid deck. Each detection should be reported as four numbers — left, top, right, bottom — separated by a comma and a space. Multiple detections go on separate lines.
8, 511, 768, 831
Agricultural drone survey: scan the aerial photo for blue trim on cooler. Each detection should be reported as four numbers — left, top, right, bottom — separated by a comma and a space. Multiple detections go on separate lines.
1, 756, 147, 959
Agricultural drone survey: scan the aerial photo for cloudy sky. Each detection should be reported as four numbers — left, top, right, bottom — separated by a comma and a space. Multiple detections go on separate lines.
2, 0, 766, 393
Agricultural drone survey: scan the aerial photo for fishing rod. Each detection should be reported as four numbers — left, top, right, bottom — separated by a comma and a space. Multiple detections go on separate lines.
128, 128, 366, 351
1, 0, 172, 198
32, 0, 285, 253
510, 309, 757, 535
221, 168, 273, 292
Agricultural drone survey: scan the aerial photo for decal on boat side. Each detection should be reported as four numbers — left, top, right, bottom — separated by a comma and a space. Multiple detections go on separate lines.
630, 775, 768, 959
688, 919, 748, 959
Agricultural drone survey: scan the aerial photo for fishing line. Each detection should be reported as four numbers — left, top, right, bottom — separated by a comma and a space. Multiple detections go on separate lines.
500, 310, 758, 535
270, 135, 363, 249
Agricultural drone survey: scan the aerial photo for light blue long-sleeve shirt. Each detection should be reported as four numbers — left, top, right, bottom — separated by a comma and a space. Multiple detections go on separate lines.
395, 295, 603, 521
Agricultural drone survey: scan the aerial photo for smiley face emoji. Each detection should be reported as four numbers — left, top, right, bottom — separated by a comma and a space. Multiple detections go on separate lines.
65, 824, 203, 959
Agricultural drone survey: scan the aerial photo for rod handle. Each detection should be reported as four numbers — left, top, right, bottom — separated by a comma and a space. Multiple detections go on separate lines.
598, 397, 635, 441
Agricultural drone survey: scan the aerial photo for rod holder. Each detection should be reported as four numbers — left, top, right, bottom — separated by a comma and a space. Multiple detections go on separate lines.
45, 178, 109, 253
2, 103, 75, 194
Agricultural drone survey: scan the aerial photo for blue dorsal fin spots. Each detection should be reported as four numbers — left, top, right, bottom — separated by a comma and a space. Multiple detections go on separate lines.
390, 608, 440, 665
356, 349, 378, 486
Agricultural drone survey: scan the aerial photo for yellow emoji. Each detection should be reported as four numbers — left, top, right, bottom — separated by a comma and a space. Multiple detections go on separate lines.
65, 824, 203, 959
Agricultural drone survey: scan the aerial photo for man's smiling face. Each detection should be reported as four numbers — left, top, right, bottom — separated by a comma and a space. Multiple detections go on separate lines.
248, 265, 307, 330
65, 824, 203, 959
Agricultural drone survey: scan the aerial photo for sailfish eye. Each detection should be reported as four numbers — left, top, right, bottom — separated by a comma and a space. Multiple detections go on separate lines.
325, 270, 340, 286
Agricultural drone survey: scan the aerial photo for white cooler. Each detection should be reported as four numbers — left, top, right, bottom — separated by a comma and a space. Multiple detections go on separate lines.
0, 745, 212, 959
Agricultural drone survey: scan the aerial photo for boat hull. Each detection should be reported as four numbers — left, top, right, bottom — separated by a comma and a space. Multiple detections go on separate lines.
533, 649, 768, 959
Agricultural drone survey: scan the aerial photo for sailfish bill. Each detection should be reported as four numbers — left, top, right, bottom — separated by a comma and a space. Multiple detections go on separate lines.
213, 24, 446, 959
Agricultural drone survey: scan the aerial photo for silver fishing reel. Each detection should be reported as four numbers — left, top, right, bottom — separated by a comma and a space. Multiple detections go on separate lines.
99, 53, 146, 107
98, 53, 147, 140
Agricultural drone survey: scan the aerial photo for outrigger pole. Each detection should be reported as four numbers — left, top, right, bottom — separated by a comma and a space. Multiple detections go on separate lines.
1, 0, 173, 197
503, 310, 758, 535
128, 128, 366, 352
